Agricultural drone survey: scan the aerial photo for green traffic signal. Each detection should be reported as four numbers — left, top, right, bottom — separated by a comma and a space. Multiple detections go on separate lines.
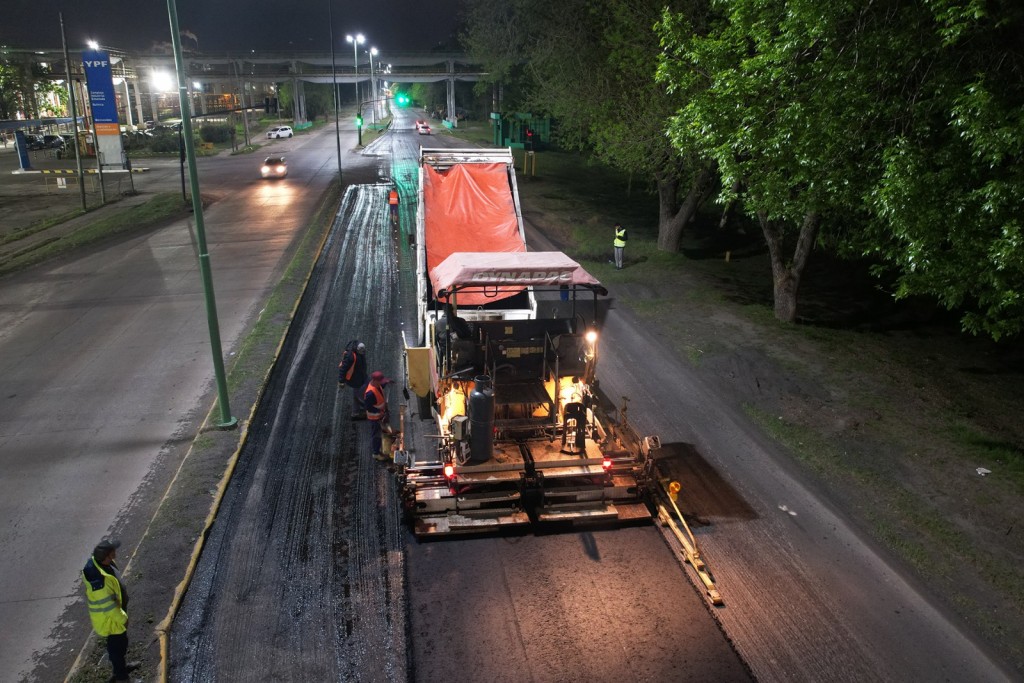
355, 116, 363, 128
395, 93, 409, 106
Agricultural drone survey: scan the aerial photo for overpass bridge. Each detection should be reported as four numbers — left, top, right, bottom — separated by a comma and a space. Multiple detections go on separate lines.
4, 48, 486, 128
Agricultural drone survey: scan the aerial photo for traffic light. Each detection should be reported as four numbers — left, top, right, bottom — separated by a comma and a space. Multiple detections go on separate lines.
395, 93, 409, 107
355, 115, 363, 128
525, 128, 534, 150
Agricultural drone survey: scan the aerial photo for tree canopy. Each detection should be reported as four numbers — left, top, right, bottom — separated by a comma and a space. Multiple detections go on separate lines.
465, 0, 1024, 339
656, 0, 1024, 338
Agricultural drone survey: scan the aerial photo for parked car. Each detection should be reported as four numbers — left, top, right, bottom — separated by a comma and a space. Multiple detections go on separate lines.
266, 126, 293, 139
42, 134, 66, 150
24, 134, 47, 150
417, 123, 431, 135
261, 156, 288, 178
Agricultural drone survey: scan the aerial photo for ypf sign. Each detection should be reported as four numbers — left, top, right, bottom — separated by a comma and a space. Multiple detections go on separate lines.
82, 50, 124, 169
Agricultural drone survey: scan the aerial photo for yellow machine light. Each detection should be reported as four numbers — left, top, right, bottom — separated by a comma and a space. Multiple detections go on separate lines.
668, 480, 682, 502
584, 329, 598, 344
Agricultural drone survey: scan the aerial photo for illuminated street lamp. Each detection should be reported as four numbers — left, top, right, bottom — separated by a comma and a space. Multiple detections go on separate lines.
345, 33, 364, 108
367, 46, 378, 125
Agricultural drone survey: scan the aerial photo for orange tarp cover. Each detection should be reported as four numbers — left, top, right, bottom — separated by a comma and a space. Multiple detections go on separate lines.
423, 162, 525, 306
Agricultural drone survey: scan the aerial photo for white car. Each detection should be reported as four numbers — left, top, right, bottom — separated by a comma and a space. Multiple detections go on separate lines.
261, 156, 288, 178
417, 123, 431, 135
266, 126, 293, 139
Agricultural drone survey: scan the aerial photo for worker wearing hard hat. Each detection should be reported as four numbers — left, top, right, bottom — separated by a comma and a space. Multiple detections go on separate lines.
364, 370, 393, 461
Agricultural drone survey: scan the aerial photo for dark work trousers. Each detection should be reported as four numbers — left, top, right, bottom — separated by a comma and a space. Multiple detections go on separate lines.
369, 418, 383, 456
107, 630, 129, 680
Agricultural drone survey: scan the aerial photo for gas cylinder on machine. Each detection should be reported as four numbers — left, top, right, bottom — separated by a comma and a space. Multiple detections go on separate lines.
468, 375, 494, 463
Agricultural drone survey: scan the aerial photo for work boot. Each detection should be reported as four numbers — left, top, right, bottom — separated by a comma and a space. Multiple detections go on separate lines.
350, 412, 366, 421
126, 662, 141, 672
373, 452, 391, 462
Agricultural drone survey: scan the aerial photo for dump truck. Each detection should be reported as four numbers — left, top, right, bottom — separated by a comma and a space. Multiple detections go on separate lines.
398, 148, 659, 536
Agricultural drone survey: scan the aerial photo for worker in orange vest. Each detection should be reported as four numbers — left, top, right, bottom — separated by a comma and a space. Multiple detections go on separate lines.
388, 188, 399, 225
364, 370, 393, 461
338, 340, 367, 419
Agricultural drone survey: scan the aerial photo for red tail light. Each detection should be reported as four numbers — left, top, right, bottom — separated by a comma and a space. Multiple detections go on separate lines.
602, 458, 612, 471
444, 464, 455, 478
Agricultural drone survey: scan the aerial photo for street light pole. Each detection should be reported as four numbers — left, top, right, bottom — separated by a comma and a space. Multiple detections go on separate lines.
59, 12, 87, 211
327, 0, 342, 180
164, 0, 237, 429
368, 47, 377, 126
345, 33, 364, 115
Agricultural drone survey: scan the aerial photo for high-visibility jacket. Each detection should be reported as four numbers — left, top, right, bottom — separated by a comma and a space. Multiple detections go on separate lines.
82, 557, 127, 637
613, 226, 627, 248
339, 348, 366, 387
364, 382, 387, 420
388, 190, 399, 206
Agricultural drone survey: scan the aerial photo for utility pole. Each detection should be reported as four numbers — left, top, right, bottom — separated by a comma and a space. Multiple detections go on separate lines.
59, 12, 87, 212
165, 0, 237, 429
327, 0, 342, 181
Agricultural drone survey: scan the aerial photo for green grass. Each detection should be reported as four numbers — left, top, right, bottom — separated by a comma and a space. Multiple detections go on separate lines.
0, 209, 86, 246
0, 193, 188, 276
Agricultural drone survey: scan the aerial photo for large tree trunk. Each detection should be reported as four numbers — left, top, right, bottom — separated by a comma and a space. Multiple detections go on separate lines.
656, 164, 716, 252
758, 210, 820, 323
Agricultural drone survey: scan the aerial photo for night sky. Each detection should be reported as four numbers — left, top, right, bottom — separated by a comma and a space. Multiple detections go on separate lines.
0, 0, 464, 53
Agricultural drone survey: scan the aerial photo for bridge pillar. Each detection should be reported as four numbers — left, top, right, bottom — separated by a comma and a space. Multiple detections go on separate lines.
132, 78, 145, 128
294, 78, 306, 124
447, 59, 457, 128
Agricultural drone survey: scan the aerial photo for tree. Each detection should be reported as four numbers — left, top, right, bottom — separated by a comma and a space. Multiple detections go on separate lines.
0, 58, 30, 119
659, 2, 889, 321
862, 2, 1024, 339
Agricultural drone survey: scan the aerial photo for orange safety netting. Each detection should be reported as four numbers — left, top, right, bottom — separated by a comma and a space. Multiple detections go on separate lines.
423, 162, 525, 306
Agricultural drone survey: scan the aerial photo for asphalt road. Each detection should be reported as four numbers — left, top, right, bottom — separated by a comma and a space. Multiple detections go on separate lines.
0, 123, 350, 680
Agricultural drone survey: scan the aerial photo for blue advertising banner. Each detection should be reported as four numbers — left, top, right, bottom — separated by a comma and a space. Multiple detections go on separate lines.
82, 50, 119, 127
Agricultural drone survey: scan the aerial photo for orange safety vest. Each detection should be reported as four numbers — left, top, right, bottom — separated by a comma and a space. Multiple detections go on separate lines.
365, 383, 386, 420
343, 350, 359, 382
388, 190, 399, 206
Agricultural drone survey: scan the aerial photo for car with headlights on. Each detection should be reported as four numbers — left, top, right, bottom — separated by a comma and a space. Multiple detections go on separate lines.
416, 123, 431, 135
261, 156, 288, 179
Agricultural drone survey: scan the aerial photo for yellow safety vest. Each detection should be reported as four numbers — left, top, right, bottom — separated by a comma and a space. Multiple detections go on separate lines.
82, 558, 127, 636
613, 227, 627, 248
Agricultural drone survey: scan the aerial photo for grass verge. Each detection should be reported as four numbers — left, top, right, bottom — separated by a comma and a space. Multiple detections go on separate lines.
0, 193, 189, 277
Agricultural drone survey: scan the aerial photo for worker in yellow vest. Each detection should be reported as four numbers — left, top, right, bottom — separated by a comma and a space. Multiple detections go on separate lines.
82, 539, 140, 681
613, 223, 628, 269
